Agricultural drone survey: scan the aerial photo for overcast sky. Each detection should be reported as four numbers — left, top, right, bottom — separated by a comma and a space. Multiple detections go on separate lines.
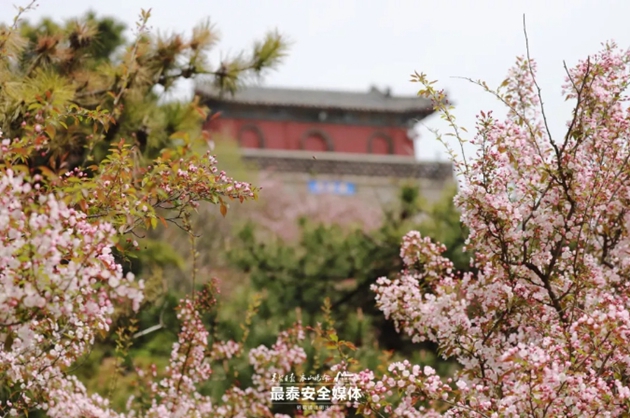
4, 0, 630, 161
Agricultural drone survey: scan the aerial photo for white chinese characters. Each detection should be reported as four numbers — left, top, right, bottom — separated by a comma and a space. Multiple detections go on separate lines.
269, 385, 363, 402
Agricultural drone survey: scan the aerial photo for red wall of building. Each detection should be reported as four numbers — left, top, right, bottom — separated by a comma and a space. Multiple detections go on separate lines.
204, 117, 415, 156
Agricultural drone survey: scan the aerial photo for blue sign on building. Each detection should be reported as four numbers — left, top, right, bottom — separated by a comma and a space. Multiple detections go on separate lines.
308, 180, 356, 196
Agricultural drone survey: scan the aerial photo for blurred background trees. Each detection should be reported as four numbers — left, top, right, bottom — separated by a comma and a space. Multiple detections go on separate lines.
225, 182, 468, 370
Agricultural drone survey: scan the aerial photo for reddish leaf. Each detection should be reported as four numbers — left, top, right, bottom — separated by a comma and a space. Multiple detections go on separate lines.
38, 166, 58, 181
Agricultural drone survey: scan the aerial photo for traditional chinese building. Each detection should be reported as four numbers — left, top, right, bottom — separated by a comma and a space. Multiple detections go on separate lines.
196, 85, 453, 204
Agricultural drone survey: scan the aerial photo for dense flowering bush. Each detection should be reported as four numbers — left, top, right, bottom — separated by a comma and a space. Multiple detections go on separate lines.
0, 133, 313, 417
359, 42, 630, 416
0, 169, 142, 414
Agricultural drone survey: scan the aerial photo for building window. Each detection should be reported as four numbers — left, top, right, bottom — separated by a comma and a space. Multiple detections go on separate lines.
368, 132, 394, 154
300, 128, 334, 152
238, 124, 266, 148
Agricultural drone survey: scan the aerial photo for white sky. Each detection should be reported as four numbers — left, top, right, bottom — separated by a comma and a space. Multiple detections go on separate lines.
4, 0, 630, 161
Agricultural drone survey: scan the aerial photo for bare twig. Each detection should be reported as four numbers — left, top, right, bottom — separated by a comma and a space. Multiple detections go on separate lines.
11, 0, 37, 29
133, 301, 167, 339
522, 14, 554, 145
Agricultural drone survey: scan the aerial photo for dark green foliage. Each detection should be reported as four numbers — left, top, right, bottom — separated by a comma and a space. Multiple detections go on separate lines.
228, 183, 470, 358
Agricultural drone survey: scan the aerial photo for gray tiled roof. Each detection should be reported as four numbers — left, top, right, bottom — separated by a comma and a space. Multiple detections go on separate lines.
195, 84, 433, 113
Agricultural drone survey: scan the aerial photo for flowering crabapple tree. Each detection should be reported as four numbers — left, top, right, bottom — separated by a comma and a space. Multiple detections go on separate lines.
0, 6, 316, 418
342, 40, 630, 416
6, 3, 630, 416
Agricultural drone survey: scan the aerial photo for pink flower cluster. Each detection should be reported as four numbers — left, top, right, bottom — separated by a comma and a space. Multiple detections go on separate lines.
368, 42, 630, 416
0, 170, 143, 416
142, 299, 214, 416
248, 325, 308, 390
209, 324, 309, 417
210, 340, 242, 361
158, 151, 255, 205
